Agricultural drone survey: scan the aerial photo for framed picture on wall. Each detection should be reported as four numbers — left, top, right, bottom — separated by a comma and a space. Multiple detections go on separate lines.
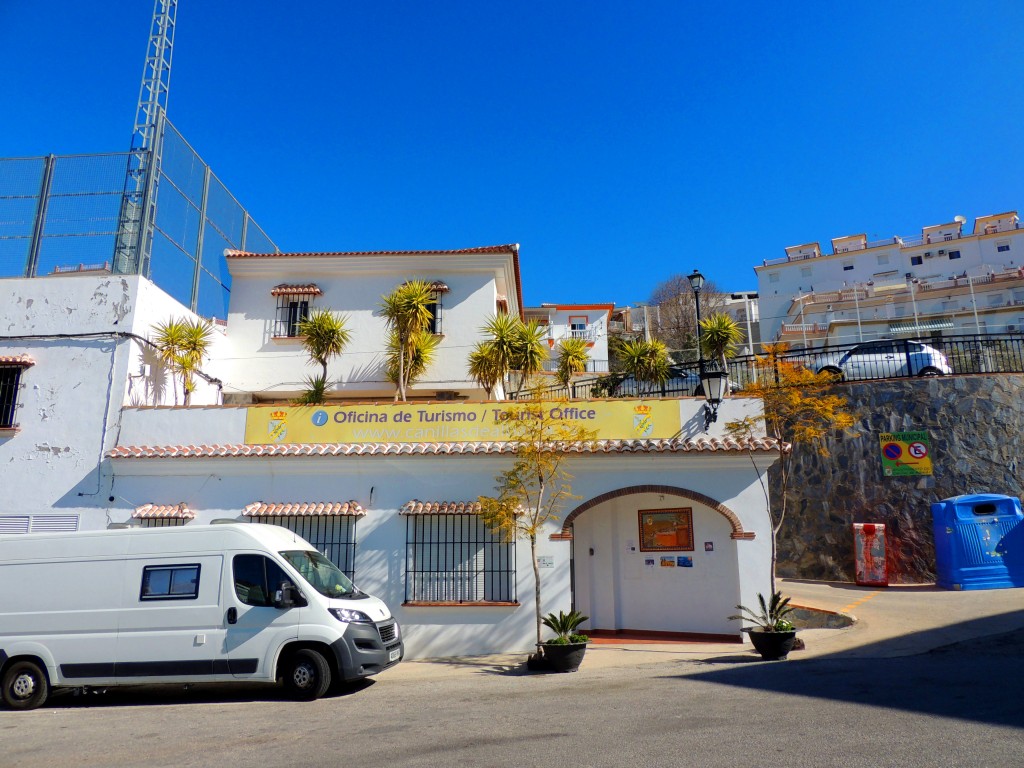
638, 508, 694, 552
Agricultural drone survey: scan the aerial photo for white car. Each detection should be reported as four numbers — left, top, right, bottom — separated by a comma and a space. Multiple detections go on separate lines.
815, 340, 953, 380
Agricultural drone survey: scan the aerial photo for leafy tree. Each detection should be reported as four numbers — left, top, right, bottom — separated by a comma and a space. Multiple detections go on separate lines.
151, 317, 214, 406
699, 312, 745, 380
385, 329, 441, 392
616, 338, 670, 394
555, 337, 590, 386
380, 281, 436, 401
479, 389, 598, 650
725, 343, 856, 588
295, 308, 351, 404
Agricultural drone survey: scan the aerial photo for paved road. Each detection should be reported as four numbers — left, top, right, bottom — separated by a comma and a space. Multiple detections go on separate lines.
3, 581, 1023, 768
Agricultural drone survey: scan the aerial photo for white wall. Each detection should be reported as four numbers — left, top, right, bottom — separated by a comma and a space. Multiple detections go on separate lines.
222, 252, 519, 401
0, 275, 219, 520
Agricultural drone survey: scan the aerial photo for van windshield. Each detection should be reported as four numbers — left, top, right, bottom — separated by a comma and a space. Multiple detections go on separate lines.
281, 550, 360, 599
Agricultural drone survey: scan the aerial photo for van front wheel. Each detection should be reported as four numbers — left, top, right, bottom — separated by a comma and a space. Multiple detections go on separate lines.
2, 660, 49, 710
282, 649, 332, 700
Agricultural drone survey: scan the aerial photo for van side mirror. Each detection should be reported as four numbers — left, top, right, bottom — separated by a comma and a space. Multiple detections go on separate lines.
274, 581, 300, 609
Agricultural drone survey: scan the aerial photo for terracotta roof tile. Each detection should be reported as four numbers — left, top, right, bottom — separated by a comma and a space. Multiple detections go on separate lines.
0, 354, 35, 367
401, 500, 483, 515
107, 437, 787, 460
132, 503, 195, 520
270, 283, 323, 297
227, 245, 518, 260
243, 501, 365, 517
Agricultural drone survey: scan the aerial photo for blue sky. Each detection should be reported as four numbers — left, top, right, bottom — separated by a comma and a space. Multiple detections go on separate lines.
2, 1, 1022, 306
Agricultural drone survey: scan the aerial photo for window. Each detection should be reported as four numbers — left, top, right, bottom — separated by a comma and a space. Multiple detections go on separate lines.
877, 254, 890, 265
910, 256, 923, 266
141, 564, 200, 601
1, 359, 32, 429
997, 243, 1010, 253
233, 554, 293, 607
424, 280, 449, 334
988, 293, 1004, 308
842, 261, 854, 272
426, 294, 442, 335
948, 250, 961, 260
251, 515, 358, 580
272, 284, 322, 337
404, 514, 516, 604
276, 296, 309, 337
569, 316, 589, 340
944, 233, 954, 241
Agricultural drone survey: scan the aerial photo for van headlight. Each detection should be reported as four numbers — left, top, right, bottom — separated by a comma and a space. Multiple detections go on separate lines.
330, 608, 373, 623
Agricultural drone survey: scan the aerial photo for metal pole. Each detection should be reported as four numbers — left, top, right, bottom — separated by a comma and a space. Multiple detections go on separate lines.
968, 275, 981, 333
694, 288, 704, 375
853, 285, 864, 342
25, 155, 56, 278
910, 280, 920, 334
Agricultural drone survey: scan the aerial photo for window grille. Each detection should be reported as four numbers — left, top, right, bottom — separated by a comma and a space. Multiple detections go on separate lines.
275, 295, 311, 337
253, 515, 358, 579
140, 517, 188, 528
427, 293, 443, 335
0, 367, 23, 428
405, 514, 516, 603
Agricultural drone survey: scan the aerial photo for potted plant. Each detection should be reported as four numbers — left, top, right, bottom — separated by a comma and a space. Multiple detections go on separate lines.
729, 591, 798, 660
538, 610, 590, 673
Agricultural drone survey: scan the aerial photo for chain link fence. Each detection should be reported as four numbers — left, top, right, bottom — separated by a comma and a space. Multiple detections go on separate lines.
0, 117, 276, 320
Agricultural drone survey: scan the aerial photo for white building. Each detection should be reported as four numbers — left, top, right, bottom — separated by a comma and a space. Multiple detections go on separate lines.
524, 302, 614, 374
1, 259, 781, 659
756, 211, 1023, 348
220, 244, 523, 403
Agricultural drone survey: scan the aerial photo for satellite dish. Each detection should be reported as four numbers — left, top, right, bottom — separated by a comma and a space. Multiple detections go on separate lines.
954, 215, 966, 224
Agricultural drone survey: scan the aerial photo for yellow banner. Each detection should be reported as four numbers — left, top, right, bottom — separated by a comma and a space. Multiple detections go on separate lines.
244, 400, 682, 444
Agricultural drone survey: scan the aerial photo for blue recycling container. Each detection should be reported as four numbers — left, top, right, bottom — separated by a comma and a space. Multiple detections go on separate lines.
931, 494, 1024, 590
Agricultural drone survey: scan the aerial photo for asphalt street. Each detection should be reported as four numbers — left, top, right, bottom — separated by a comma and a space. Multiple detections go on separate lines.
3, 580, 1023, 768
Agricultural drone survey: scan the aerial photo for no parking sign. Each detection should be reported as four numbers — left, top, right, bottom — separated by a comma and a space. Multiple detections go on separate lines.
879, 431, 933, 476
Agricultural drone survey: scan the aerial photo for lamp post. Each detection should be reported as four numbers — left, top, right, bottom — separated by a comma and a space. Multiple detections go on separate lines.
687, 269, 727, 431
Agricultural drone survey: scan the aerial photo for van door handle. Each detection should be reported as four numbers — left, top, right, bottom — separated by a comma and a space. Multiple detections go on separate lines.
227, 607, 237, 625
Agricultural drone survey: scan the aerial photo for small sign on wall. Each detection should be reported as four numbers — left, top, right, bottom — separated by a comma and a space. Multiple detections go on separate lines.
879, 431, 932, 476
537, 555, 554, 569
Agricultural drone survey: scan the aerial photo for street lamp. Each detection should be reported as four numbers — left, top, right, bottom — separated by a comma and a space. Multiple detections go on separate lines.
687, 269, 727, 431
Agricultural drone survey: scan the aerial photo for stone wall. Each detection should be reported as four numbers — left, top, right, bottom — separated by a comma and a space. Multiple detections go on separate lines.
774, 373, 1024, 583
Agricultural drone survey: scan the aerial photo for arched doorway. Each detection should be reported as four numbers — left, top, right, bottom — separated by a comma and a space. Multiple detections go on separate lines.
563, 486, 753, 639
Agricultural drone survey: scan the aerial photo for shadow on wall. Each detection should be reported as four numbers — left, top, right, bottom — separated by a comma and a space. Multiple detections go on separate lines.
680, 608, 1024, 729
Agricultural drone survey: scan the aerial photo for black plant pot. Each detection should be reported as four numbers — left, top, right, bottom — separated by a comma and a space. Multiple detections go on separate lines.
541, 642, 588, 672
746, 630, 797, 660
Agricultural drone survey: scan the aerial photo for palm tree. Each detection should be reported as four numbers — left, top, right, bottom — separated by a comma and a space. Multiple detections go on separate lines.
699, 312, 745, 389
151, 317, 214, 406
617, 338, 670, 394
385, 329, 441, 392
512, 319, 548, 393
296, 309, 351, 402
380, 281, 436, 401
468, 342, 503, 400
555, 337, 590, 386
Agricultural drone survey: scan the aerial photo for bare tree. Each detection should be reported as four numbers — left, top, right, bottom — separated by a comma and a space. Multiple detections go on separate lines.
647, 274, 727, 362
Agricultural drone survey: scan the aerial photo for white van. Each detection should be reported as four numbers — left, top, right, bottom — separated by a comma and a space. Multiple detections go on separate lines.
0, 523, 403, 709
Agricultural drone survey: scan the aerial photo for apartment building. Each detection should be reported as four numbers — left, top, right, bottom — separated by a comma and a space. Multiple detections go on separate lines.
756, 211, 1023, 349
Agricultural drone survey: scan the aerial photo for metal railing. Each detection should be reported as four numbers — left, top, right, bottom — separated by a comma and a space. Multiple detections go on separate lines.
515, 333, 1024, 399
